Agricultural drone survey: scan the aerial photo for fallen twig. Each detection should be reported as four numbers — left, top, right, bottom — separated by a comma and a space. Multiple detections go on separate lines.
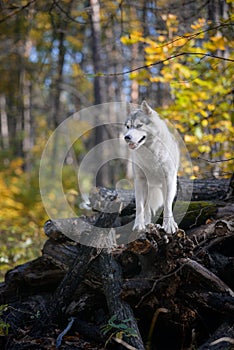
56, 317, 76, 348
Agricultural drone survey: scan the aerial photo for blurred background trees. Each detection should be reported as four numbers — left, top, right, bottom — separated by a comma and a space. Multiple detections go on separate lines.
0, 0, 233, 278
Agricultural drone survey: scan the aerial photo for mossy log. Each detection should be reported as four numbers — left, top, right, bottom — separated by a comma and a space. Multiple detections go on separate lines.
89, 177, 232, 216
90, 186, 218, 232
171, 200, 218, 230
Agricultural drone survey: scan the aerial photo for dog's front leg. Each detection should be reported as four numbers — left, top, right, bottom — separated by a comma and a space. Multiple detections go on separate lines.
162, 174, 178, 234
133, 175, 146, 231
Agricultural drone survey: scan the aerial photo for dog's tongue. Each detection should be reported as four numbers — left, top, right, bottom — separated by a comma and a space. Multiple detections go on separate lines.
129, 142, 137, 149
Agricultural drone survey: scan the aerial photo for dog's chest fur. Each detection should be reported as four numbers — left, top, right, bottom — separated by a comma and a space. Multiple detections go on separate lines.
132, 145, 165, 184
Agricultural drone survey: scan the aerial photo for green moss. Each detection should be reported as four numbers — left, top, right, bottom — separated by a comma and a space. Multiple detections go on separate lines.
156, 201, 217, 230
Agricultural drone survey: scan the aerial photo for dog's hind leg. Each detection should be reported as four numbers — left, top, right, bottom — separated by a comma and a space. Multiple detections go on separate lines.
144, 201, 151, 226
145, 186, 163, 225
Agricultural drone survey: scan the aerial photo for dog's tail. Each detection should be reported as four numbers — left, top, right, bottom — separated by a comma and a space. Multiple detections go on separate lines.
149, 186, 164, 216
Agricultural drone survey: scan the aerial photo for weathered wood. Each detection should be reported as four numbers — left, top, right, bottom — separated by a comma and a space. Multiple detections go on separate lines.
198, 322, 234, 350
0, 255, 65, 304
44, 214, 118, 248
89, 187, 220, 231
44, 203, 218, 244
89, 178, 231, 215
179, 257, 234, 297
183, 290, 234, 315
30, 245, 100, 336
99, 251, 145, 350
177, 177, 231, 201
1, 201, 234, 350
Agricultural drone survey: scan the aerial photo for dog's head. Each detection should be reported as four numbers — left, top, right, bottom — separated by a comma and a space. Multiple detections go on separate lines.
124, 100, 153, 150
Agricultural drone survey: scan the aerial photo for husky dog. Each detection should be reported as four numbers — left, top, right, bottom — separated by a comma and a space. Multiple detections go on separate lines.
124, 101, 180, 234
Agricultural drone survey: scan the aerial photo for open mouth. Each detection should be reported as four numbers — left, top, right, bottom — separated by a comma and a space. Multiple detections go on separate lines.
128, 142, 137, 149
128, 136, 146, 150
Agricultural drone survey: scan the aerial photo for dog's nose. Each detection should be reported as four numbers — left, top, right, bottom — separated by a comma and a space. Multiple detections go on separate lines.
124, 135, 131, 141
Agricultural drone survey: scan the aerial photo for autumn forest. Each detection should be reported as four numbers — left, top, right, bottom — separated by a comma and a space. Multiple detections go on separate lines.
0, 0, 233, 278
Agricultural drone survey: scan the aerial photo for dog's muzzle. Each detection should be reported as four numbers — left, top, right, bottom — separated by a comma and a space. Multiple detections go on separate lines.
124, 134, 146, 150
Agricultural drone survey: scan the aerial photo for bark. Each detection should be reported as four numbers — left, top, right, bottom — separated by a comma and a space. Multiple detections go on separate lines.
30, 245, 100, 336
90, 0, 107, 187
99, 251, 145, 349
1, 179, 233, 350
88, 178, 233, 232
50, 1, 74, 129
21, 68, 33, 172
0, 94, 9, 149
90, 177, 231, 213
198, 323, 234, 350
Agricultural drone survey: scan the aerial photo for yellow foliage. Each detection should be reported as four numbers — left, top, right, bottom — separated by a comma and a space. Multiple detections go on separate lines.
201, 119, 208, 127
191, 18, 206, 30
145, 46, 163, 54
158, 35, 166, 42
172, 37, 188, 47
120, 31, 143, 45
210, 35, 227, 50
0, 159, 50, 279
184, 135, 196, 143
150, 76, 164, 83
200, 110, 208, 117
207, 104, 215, 111
129, 69, 150, 82
66, 35, 83, 50
121, 10, 233, 177
198, 145, 211, 153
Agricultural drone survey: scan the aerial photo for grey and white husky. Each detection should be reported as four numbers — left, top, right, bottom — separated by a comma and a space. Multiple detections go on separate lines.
124, 101, 180, 234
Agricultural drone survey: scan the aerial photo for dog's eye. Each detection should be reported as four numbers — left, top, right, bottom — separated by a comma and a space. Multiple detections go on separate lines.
126, 125, 130, 129
136, 124, 143, 129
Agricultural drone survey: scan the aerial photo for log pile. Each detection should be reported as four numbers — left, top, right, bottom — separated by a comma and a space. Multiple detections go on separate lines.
0, 177, 233, 350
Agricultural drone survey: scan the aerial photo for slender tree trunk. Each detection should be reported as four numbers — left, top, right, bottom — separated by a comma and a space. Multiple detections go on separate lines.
51, 30, 66, 129
49, 1, 74, 176
49, 0, 75, 128
0, 94, 9, 150
21, 68, 33, 172
90, 0, 108, 187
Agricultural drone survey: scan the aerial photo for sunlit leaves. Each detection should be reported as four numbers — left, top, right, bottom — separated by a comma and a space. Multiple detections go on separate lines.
120, 31, 143, 45
191, 18, 207, 31
121, 11, 234, 176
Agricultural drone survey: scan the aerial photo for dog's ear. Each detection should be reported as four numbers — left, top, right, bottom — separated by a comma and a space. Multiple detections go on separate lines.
141, 100, 152, 115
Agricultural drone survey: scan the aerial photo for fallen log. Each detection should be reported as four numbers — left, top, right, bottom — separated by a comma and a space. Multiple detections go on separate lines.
198, 322, 234, 350
89, 188, 223, 233
89, 177, 232, 215
177, 177, 231, 201
30, 245, 100, 336
0, 179, 233, 350
99, 251, 145, 349
179, 257, 234, 297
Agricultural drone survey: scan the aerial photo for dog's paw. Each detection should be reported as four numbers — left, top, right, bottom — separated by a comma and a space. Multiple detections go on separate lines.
133, 221, 146, 232
162, 217, 178, 234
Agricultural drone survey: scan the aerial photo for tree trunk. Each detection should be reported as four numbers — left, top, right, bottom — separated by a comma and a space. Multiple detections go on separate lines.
21, 68, 33, 172
0, 94, 9, 149
90, 0, 108, 187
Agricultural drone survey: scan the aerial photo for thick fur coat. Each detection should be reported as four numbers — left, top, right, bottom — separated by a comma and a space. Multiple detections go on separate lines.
124, 101, 180, 234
